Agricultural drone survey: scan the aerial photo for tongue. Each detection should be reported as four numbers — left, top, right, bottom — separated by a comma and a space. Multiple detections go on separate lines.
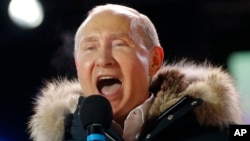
101, 83, 121, 96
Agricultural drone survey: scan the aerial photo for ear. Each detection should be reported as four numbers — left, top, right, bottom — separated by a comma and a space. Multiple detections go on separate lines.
149, 46, 164, 76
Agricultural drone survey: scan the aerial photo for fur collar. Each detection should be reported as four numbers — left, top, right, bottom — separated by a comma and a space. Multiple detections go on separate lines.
28, 60, 242, 141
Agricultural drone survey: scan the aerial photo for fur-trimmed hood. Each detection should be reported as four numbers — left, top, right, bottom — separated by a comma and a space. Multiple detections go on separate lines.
28, 60, 242, 141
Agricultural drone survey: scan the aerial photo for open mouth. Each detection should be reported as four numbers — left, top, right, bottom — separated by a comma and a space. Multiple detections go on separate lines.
97, 77, 122, 96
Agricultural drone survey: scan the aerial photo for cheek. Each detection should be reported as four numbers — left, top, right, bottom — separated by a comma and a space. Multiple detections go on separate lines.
130, 49, 150, 75
116, 47, 150, 69
76, 58, 90, 76
116, 48, 150, 84
76, 53, 94, 73
119, 50, 151, 91
75, 56, 94, 93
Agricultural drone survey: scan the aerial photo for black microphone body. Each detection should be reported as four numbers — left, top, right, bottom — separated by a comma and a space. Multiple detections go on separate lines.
80, 95, 113, 141
86, 124, 105, 141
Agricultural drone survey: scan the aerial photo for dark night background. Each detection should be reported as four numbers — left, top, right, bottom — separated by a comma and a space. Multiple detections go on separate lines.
0, 0, 250, 140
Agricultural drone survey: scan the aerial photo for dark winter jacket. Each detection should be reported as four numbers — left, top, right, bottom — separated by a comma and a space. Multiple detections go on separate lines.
28, 61, 242, 141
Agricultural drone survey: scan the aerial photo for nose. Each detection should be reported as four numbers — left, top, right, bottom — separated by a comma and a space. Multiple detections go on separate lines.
95, 48, 115, 67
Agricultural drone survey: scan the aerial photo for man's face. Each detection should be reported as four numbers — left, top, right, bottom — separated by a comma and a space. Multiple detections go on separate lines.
75, 11, 157, 121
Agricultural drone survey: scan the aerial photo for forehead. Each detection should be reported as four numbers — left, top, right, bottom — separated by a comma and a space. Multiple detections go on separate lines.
78, 10, 140, 35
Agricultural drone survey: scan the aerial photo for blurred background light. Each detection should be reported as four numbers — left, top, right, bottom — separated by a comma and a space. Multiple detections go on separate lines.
7, 0, 44, 29
228, 51, 250, 124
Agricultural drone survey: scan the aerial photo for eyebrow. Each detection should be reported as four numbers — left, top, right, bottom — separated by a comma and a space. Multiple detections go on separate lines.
80, 36, 97, 42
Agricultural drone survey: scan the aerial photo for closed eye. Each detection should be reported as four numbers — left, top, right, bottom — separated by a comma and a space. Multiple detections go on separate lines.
112, 40, 127, 47
80, 43, 97, 51
85, 46, 96, 50
115, 43, 125, 46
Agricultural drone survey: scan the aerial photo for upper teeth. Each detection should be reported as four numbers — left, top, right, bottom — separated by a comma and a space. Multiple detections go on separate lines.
99, 76, 114, 80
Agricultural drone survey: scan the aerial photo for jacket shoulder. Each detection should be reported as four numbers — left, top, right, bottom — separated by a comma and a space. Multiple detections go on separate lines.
28, 77, 82, 141
149, 60, 242, 128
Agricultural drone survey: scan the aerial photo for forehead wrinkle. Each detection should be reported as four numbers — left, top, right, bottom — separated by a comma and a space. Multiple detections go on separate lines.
80, 32, 131, 43
110, 32, 130, 39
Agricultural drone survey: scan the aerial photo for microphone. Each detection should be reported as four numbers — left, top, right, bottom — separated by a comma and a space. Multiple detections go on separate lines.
80, 95, 113, 141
